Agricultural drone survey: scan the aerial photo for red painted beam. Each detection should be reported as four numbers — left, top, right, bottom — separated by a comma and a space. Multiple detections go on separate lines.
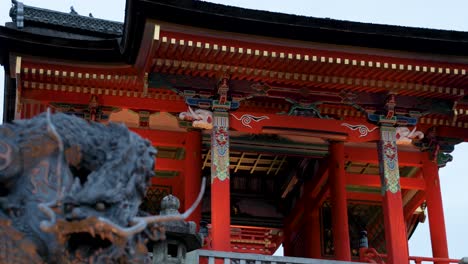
292, 183, 330, 239
284, 159, 329, 231
306, 158, 330, 199
156, 158, 184, 171
131, 128, 186, 147
230, 111, 380, 143
22, 89, 187, 112
404, 191, 426, 220
436, 126, 468, 142
312, 182, 330, 209
344, 147, 424, 167
346, 173, 426, 190
347, 192, 383, 202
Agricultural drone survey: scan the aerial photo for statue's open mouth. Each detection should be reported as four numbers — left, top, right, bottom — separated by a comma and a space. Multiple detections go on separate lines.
67, 232, 112, 259
51, 217, 128, 262
36, 177, 206, 262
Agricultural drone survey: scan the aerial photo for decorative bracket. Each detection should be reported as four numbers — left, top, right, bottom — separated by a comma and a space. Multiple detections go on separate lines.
395, 127, 424, 145
413, 127, 458, 167
51, 95, 119, 122
179, 106, 213, 130
181, 73, 240, 112
367, 93, 418, 126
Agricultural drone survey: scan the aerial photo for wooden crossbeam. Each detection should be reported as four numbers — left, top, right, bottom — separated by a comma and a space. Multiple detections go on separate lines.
266, 156, 278, 175
202, 150, 211, 170
131, 128, 186, 147
346, 192, 382, 202
345, 147, 424, 167
404, 190, 426, 220
235, 152, 246, 173
346, 173, 426, 190
274, 156, 287, 175
155, 158, 184, 171
284, 158, 329, 232
22, 89, 187, 112
250, 154, 263, 174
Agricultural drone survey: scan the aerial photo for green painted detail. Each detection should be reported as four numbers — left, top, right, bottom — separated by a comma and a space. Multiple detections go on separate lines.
212, 100, 232, 110
155, 146, 186, 160
279, 99, 325, 118
177, 120, 194, 129
147, 73, 179, 93
378, 127, 401, 194
211, 113, 230, 182
437, 153, 453, 168
154, 170, 180, 178
346, 185, 381, 194
399, 166, 419, 178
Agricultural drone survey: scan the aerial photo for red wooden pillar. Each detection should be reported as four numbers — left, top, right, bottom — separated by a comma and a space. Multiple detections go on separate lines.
210, 111, 231, 251
283, 225, 293, 256
329, 141, 351, 261
184, 130, 202, 224
305, 208, 322, 259
423, 156, 449, 263
378, 126, 409, 264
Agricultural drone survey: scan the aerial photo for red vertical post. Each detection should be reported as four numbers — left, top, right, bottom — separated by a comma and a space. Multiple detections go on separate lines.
423, 156, 449, 263
184, 130, 202, 224
329, 141, 351, 261
378, 126, 409, 264
305, 208, 322, 259
210, 112, 231, 251
283, 225, 293, 256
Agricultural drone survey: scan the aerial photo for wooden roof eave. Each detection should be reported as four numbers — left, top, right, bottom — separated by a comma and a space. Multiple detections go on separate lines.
124, 0, 468, 58
147, 30, 468, 89
0, 26, 123, 65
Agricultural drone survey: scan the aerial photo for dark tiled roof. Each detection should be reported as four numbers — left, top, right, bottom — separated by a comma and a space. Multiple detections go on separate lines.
10, 1, 123, 36
190, 0, 468, 41
124, 0, 468, 57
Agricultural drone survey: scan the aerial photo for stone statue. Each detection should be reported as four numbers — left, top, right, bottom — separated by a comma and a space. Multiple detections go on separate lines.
0, 111, 204, 263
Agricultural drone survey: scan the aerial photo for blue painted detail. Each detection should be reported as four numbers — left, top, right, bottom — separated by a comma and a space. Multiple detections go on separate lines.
185, 97, 240, 110
368, 113, 417, 126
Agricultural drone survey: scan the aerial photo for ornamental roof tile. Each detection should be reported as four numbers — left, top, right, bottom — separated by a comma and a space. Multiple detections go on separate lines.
10, 1, 123, 36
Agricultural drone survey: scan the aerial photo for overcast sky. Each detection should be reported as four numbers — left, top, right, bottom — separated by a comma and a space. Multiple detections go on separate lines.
1, 0, 467, 259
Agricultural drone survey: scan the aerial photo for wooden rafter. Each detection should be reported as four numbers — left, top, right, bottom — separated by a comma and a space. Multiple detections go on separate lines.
275, 156, 287, 176
202, 150, 211, 170
250, 154, 263, 174
266, 156, 278, 175
234, 152, 246, 173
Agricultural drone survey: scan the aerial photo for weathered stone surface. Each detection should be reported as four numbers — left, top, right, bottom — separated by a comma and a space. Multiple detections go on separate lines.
0, 112, 159, 263
152, 195, 202, 264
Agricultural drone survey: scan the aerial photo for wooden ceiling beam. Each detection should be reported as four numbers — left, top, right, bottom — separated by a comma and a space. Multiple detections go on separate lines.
344, 147, 424, 167
155, 158, 184, 171
21, 89, 187, 112
283, 158, 329, 232
346, 192, 382, 202
131, 128, 186, 147
346, 173, 426, 190
404, 190, 426, 220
